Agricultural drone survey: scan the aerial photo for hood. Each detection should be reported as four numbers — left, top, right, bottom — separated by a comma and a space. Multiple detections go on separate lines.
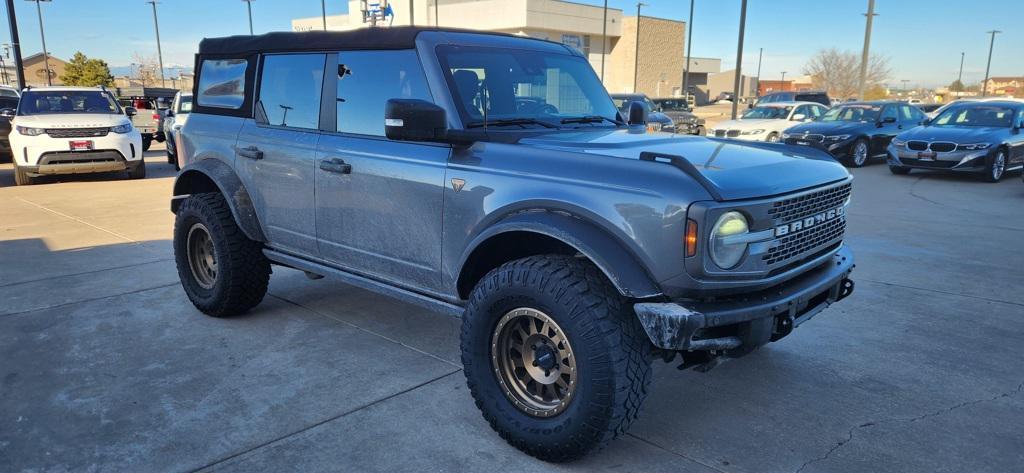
519, 129, 849, 200
13, 113, 131, 128
785, 120, 870, 136
713, 118, 784, 130
898, 125, 1009, 142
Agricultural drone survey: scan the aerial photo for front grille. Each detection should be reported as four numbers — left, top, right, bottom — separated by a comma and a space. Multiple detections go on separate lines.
907, 140, 928, 151
794, 133, 824, 142
714, 130, 726, 137
726, 130, 741, 138
45, 127, 109, 138
764, 218, 846, 266
929, 142, 956, 152
767, 182, 852, 223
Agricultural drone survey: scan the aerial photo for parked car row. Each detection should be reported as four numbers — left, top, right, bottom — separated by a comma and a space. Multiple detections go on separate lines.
610, 93, 706, 135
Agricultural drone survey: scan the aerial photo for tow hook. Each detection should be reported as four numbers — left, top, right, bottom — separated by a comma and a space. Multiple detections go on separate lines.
836, 278, 855, 302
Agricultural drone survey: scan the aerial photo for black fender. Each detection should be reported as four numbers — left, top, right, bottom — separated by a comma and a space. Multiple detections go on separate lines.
457, 211, 663, 299
170, 158, 266, 242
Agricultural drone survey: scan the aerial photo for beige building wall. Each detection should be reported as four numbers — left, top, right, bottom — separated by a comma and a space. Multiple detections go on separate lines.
605, 16, 684, 97
23, 54, 66, 87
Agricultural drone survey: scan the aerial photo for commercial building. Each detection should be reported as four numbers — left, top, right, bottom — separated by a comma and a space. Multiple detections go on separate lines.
22, 53, 66, 87
292, 0, 722, 100
982, 76, 1023, 96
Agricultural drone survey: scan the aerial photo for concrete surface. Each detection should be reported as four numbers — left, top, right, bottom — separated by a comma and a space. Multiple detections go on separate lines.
1, 143, 1022, 472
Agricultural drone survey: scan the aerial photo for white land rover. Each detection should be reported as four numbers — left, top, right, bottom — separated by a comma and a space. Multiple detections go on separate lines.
10, 87, 144, 186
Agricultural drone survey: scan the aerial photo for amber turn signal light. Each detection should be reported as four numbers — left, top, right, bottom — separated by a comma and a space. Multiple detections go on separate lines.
685, 219, 698, 257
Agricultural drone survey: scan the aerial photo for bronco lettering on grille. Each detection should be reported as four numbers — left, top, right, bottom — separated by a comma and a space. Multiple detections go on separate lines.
774, 206, 845, 237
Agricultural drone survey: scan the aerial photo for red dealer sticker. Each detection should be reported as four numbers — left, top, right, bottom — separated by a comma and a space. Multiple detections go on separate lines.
69, 140, 94, 151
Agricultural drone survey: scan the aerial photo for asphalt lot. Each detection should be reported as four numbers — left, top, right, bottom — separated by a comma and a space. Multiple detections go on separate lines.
1, 143, 1022, 472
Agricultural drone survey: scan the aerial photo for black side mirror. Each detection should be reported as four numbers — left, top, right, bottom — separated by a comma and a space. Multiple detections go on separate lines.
882, 116, 897, 124
165, 110, 174, 117
124, 106, 137, 117
385, 99, 451, 143
627, 101, 646, 126
0, 108, 14, 118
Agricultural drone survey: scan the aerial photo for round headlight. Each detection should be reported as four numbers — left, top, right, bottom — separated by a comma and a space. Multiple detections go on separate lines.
710, 211, 749, 269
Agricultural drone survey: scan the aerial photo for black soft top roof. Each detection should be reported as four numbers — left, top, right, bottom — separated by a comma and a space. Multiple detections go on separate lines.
198, 26, 531, 56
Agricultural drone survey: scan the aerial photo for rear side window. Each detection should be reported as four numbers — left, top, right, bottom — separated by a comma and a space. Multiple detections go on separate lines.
336, 50, 432, 136
795, 93, 828, 106
257, 54, 326, 130
197, 59, 248, 109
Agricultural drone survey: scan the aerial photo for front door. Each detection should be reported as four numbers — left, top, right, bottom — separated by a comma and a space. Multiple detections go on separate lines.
871, 104, 900, 154
315, 50, 450, 293
234, 53, 327, 257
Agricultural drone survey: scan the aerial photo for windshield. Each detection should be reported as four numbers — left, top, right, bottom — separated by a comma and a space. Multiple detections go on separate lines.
438, 45, 620, 128
656, 99, 689, 111
819, 105, 879, 122
931, 104, 1016, 128
19, 90, 121, 116
742, 106, 791, 119
178, 95, 193, 114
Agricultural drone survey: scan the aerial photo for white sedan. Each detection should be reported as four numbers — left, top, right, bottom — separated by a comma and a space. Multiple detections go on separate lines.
707, 101, 829, 142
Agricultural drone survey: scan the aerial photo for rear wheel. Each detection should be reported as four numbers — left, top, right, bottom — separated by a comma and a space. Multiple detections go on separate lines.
843, 138, 870, 167
981, 150, 1006, 183
461, 255, 653, 462
173, 192, 270, 317
13, 163, 35, 186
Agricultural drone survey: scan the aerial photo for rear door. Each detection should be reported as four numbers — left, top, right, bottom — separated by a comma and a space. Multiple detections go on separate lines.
234, 53, 326, 257
315, 50, 450, 293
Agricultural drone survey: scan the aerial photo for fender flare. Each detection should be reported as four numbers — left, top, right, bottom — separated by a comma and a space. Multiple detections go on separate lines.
170, 159, 266, 242
457, 211, 663, 299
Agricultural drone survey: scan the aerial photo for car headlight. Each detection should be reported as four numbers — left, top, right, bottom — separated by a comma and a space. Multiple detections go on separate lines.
710, 211, 749, 269
781, 132, 791, 139
825, 134, 851, 141
110, 123, 133, 134
17, 125, 45, 136
957, 143, 991, 151
740, 129, 765, 135
891, 138, 906, 147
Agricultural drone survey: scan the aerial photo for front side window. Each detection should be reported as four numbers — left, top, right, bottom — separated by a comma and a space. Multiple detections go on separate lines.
819, 105, 880, 122
336, 50, 432, 136
17, 90, 120, 116
742, 106, 790, 119
0, 88, 20, 98
197, 59, 247, 109
439, 45, 619, 128
932, 105, 1016, 128
880, 105, 898, 122
257, 54, 325, 130
177, 95, 193, 114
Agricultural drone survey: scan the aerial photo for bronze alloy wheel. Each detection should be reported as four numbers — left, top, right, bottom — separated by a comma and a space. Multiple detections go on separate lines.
491, 307, 577, 417
186, 222, 217, 290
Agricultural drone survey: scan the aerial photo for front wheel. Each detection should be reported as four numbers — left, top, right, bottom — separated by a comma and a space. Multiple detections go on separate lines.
127, 160, 146, 179
461, 255, 653, 462
173, 192, 271, 317
982, 150, 1006, 183
766, 132, 780, 143
142, 136, 153, 152
843, 138, 870, 168
694, 125, 706, 136
13, 163, 35, 186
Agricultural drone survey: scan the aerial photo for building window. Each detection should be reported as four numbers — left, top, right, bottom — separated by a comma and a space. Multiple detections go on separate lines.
582, 35, 591, 56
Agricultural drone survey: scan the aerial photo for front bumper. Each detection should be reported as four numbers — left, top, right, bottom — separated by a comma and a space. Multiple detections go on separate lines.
887, 145, 992, 172
20, 150, 140, 176
783, 137, 856, 157
634, 246, 854, 353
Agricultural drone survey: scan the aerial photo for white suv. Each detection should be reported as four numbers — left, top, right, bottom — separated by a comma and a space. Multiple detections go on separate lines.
10, 86, 144, 185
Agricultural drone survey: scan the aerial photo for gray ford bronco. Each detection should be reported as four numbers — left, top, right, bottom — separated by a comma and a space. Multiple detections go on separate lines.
171, 27, 855, 461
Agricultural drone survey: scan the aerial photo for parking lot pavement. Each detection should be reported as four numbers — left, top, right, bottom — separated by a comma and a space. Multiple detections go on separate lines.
2, 145, 1022, 472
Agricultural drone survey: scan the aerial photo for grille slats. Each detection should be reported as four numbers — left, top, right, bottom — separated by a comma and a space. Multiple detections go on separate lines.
907, 140, 957, 153
907, 140, 928, 151
767, 183, 851, 223
763, 182, 851, 268
726, 130, 741, 137
45, 127, 109, 138
764, 218, 845, 265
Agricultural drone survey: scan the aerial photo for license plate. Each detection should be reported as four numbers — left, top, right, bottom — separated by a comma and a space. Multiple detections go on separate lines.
70, 140, 94, 151
917, 151, 936, 160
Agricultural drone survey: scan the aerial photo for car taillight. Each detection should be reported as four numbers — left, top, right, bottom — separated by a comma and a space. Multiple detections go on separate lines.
152, 113, 161, 120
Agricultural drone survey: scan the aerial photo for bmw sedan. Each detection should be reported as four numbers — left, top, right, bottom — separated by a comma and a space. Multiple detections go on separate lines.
782, 101, 928, 167
887, 101, 1024, 182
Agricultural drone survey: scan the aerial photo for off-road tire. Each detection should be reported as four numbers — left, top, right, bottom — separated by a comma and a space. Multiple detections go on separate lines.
461, 255, 653, 462
843, 138, 870, 168
128, 160, 146, 180
888, 164, 911, 175
13, 163, 35, 186
174, 192, 270, 317
142, 136, 152, 152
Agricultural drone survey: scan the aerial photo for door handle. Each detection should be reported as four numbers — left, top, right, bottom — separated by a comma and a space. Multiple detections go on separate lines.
238, 145, 263, 160
319, 158, 352, 174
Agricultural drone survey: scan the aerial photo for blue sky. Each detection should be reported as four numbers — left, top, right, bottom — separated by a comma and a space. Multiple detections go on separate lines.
1, 0, 1020, 88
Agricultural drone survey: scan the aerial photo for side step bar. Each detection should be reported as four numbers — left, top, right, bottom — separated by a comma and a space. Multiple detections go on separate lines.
263, 249, 465, 318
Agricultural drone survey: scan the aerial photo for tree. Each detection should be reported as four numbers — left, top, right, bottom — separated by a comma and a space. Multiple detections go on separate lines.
59, 51, 114, 87
802, 48, 890, 100
130, 52, 160, 87
863, 84, 888, 100
949, 79, 965, 92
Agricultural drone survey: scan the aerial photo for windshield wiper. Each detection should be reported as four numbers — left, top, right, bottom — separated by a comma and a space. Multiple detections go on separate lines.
560, 115, 623, 126
465, 117, 557, 129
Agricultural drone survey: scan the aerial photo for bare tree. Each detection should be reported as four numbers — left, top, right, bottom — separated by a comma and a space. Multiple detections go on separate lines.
803, 48, 890, 100
130, 52, 160, 87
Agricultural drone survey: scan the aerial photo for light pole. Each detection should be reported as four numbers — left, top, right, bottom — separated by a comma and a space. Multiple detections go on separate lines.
5, 0, 25, 90
434, 0, 439, 27
981, 30, 1000, 97
900, 79, 909, 95
26, 0, 52, 86
146, 1, 166, 87
320, 0, 326, 30
780, 71, 787, 89
242, 0, 254, 35
857, 0, 877, 100
633, 2, 645, 94
730, 0, 747, 119
754, 47, 762, 97
600, 0, 607, 82
956, 51, 965, 95
681, 0, 694, 104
